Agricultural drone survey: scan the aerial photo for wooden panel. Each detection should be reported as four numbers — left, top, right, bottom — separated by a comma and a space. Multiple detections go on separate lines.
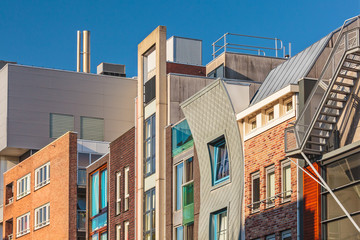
303, 163, 321, 240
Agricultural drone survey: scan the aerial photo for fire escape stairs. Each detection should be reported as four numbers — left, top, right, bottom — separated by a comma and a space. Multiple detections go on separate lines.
285, 26, 360, 159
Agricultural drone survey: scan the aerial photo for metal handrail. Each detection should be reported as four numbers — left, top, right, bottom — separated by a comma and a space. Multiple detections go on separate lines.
212, 32, 288, 58
292, 17, 360, 152
246, 190, 293, 209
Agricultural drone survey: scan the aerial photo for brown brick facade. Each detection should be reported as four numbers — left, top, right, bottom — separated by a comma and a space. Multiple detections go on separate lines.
166, 62, 206, 76
109, 127, 135, 240
3, 132, 78, 240
244, 118, 298, 240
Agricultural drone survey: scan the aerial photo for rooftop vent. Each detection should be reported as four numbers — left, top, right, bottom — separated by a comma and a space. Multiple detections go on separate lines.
97, 63, 126, 77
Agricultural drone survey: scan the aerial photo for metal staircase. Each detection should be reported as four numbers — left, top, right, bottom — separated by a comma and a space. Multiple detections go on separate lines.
285, 21, 360, 158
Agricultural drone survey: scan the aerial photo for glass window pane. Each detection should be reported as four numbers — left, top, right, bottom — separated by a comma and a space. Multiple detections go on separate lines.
91, 154, 103, 163
326, 184, 360, 220
325, 214, 360, 240
91, 212, 107, 232
252, 175, 260, 210
91, 172, 99, 217
176, 226, 183, 240
327, 154, 360, 189
92, 233, 99, 240
186, 158, 193, 182
100, 232, 107, 240
101, 169, 107, 209
217, 211, 227, 240
176, 163, 184, 210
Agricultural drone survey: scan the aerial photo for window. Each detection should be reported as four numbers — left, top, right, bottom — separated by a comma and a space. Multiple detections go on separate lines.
281, 229, 292, 240
323, 152, 360, 239
175, 162, 184, 211
16, 212, 30, 237
172, 119, 193, 156
34, 203, 50, 230
266, 166, 275, 207
185, 157, 194, 182
249, 117, 257, 131
78, 153, 103, 185
35, 162, 50, 190
124, 221, 129, 240
282, 161, 292, 201
186, 223, 194, 240
207, 64, 224, 78
116, 172, 121, 214
211, 209, 227, 240
144, 188, 155, 239
175, 226, 184, 240
49, 113, 74, 138
251, 172, 260, 212
5, 182, 14, 205
284, 97, 293, 112
77, 195, 86, 230
144, 114, 156, 176
266, 107, 274, 122
90, 166, 108, 236
17, 174, 31, 200
124, 167, 130, 211
116, 224, 121, 240
80, 116, 104, 141
208, 136, 230, 185
143, 48, 156, 104
266, 234, 275, 240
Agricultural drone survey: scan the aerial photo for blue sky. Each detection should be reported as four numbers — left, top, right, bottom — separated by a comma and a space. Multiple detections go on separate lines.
1, 0, 359, 77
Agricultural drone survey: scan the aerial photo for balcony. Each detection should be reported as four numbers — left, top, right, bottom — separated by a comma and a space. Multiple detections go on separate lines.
77, 210, 86, 230
182, 181, 194, 225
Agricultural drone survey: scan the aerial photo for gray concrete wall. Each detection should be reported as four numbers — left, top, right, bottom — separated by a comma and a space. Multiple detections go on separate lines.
181, 80, 246, 240
1, 64, 137, 156
0, 66, 8, 153
168, 74, 214, 124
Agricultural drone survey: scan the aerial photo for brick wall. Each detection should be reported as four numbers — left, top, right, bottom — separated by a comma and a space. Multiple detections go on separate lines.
165, 126, 173, 239
3, 132, 77, 240
244, 118, 297, 240
193, 147, 200, 240
109, 127, 135, 240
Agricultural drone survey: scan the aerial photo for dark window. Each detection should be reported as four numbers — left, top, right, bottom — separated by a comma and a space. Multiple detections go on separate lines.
144, 76, 156, 104
144, 188, 155, 239
207, 64, 224, 78
208, 136, 230, 185
144, 115, 156, 176
252, 172, 260, 212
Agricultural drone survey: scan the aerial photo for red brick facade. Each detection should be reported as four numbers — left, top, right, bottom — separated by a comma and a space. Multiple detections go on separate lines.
109, 127, 136, 240
244, 118, 297, 240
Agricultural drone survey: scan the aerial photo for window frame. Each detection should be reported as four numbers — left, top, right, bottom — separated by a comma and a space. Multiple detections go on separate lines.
208, 136, 230, 186
34, 162, 50, 190
281, 229, 292, 240
175, 162, 184, 211
210, 208, 228, 240
284, 97, 293, 113
124, 167, 130, 211
116, 171, 121, 215
116, 224, 121, 240
266, 165, 275, 208
124, 221, 129, 240
17, 173, 31, 200
144, 188, 155, 239
34, 202, 50, 230
16, 212, 30, 238
251, 171, 260, 213
281, 160, 292, 202
249, 116, 257, 132
144, 114, 156, 177
265, 107, 274, 123
266, 234, 276, 240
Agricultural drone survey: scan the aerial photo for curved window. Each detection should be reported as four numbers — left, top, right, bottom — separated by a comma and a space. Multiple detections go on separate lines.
208, 136, 230, 185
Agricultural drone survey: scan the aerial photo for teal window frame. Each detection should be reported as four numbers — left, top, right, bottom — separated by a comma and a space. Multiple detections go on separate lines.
210, 208, 227, 240
208, 136, 230, 185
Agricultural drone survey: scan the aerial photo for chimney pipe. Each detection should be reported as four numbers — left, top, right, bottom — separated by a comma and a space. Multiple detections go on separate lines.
83, 30, 90, 73
76, 31, 81, 72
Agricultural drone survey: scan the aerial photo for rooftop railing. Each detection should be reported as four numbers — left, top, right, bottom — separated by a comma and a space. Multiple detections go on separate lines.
212, 33, 290, 59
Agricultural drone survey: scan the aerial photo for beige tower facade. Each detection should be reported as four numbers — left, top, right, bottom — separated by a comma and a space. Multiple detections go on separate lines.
136, 26, 168, 240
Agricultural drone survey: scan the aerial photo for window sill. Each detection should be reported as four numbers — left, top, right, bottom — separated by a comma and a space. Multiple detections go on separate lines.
280, 197, 292, 205
34, 180, 50, 191
34, 221, 50, 231
211, 178, 231, 191
16, 191, 30, 201
16, 229, 30, 238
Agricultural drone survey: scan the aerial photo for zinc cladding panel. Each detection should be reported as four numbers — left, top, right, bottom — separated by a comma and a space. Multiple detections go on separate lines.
50, 113, 74, 138
80, 117, 104, 141
250, 33, 331, 105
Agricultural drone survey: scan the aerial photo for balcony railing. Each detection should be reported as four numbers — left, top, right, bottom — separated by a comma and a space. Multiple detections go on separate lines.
6, 197, 13, 206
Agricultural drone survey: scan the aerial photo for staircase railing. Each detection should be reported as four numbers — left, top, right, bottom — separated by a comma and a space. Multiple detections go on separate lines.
285, 16, 360, 154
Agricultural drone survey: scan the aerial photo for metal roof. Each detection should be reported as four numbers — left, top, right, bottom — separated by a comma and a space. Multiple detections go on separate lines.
250, 33, 332, 105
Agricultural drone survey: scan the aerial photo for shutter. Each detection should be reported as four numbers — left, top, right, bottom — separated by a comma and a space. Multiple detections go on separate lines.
50, 113, 74, 138
80, 117, 104, 141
